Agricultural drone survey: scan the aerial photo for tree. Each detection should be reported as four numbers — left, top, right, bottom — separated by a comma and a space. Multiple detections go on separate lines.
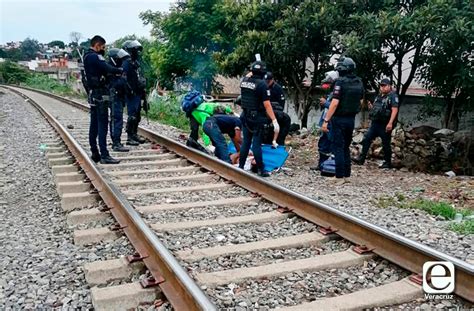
48, 40, 65, 49
0, 61, 30, 84
69, 31, 83, 60
417, 0, 473, 130
20, 37, 40, 60
335, 0, 435, 103
140, 0, 234, 93
69, 31, 82, 47
218, 0, 358, 127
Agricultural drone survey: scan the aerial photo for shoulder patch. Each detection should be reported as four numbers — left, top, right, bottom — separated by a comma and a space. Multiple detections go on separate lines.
98, 55, 106, 61
333, 85, 341, 96
267, 90, 271, 96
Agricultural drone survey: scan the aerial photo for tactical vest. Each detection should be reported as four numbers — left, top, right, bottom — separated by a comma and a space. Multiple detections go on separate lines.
369, 92, 394, 122
240, 77, 263, 111
83, 52, 107, 91
335, 76, 363, 116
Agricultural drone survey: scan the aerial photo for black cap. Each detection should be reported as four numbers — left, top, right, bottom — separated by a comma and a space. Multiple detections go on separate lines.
380, 78, 391, 85
264, 72, 273, 80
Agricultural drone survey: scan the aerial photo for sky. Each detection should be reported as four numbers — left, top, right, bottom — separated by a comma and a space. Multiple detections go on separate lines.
0, 0, 173, 45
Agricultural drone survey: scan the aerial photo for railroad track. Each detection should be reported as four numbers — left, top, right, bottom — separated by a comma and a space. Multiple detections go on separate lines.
2, 85, 473, 310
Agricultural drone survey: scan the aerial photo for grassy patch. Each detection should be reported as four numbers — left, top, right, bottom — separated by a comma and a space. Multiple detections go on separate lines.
401, 199, 471, 220
21, 73, 81, 97
448, 220, 474, 235
146, 94, 189, 131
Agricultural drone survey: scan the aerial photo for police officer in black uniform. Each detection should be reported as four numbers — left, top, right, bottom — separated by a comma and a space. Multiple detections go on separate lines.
83, 35, 122, 164
107, 48, 130, 152
353, 78, 399, 168
122, 40, 147, 146
321, 57, 364, 183
239, 61, 279, 177
264, 72, 291, 145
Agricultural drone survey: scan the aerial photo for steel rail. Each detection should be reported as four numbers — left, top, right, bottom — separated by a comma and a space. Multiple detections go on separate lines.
6, 85, 474, 302
4, 86, 216, 311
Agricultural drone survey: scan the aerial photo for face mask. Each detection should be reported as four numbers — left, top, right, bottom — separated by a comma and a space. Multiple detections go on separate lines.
99, 49, 106, 56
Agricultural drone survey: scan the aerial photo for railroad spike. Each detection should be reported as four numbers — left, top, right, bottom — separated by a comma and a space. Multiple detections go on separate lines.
140, 275, 165, 288
126, 252, 148, 263
318, 226, 338, 235
352, 245, 374, 254
409, 273, 423, 285
109, 224, 128, 231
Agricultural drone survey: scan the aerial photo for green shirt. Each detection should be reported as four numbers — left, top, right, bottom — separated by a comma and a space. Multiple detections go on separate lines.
191, 102, 232, 146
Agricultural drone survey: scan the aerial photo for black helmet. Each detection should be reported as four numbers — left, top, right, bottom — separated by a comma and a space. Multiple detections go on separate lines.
335, 57, 356, 74
250, 61, 267, 76
122, 40, 143, 53
108, 48, 130, 67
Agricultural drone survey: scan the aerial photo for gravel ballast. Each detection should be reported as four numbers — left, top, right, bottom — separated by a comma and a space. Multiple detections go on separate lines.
143, 115, 473, 263
0, 91, 93, 309
155, 217, 318, 251
0, 90, 133, 309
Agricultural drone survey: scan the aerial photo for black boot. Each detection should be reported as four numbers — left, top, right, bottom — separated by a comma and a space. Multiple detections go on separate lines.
132, 116, 146, 144
112, 143, 129, 152
100, 155, 120, 164
257, 169, 270, 177
91, 152, 101, 163
352, 156, 365, 165
379, 161, 392, 169
126, 120, 139, 146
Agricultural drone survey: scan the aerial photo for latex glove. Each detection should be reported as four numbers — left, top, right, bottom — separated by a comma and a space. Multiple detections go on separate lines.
206, 145, 216, 153
272, 140, 278, 149
272, 119, 280, 133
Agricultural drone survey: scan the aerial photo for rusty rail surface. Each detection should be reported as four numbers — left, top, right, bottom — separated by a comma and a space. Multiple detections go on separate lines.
6, 85, 474, 303
5, 86, 216, 311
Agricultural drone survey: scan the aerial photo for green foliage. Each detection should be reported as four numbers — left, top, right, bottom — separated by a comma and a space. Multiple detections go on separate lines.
416, 0, 473, 130
48, 40, 65, 49
448, 220, 474, 235
139, 0, 474, 128
400, 199, 471, 220
147, 93, 189, 130
20, 37, 40, 60
23, 74, 76, 96
0, 61, 30, 84
140, 0, 233, 93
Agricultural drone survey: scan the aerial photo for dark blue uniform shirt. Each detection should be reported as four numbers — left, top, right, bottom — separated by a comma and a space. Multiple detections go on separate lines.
214, 115, 242, 138
83, 49, 121, 90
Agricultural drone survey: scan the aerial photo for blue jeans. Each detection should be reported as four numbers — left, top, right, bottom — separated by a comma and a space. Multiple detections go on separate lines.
239, 113, 265, 171
361, 121, 393, 164
110, 96, 125, 144
203, 117, 231, 163
331, 116, 355, 178
126, 95, 141, 119
89, 100, 110, 158
318, 131, 332, 167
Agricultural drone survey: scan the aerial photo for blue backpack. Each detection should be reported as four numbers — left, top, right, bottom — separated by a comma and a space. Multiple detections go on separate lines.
181, 90, 204, 116
320, 157, 336, 177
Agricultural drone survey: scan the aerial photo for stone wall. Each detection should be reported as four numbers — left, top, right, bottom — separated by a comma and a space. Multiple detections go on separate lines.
350, 126, 474, 175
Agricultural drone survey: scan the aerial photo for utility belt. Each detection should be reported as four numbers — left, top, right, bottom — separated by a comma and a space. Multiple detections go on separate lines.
243, 109, 266, 120
89, 88, 110, 107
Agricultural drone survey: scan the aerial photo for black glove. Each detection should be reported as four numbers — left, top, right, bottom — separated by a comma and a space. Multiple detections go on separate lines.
142, 96, 149, 113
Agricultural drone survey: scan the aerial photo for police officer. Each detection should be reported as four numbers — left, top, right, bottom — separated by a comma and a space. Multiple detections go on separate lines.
107, 48, 130, 152
353, 78, 399, 168
239, 61, 279, 177
122, 40, 147, 145
264, 72, 291, 145
321, 57, 364, 184
83, 35, 122, 164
